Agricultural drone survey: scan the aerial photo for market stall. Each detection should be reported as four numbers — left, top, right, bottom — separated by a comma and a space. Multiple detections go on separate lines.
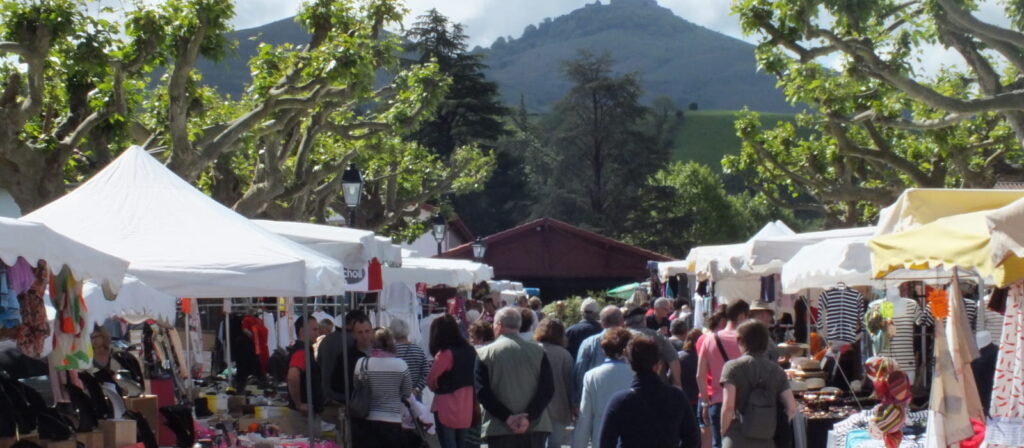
382, 257, 493, 288
23, 147, 348, 298
868, 195, 1024, 447
17, 147, 353, 445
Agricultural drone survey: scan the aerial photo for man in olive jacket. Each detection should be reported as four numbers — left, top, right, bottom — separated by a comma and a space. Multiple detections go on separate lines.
475, 306, 555, 448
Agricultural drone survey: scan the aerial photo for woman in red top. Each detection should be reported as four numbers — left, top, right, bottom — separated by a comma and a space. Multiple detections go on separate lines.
426, 315, 478, 448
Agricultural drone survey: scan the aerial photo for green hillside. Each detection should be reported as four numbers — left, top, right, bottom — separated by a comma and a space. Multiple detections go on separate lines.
670, 110, 797, 168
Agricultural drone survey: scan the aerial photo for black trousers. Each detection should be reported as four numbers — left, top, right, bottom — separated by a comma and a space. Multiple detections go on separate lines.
352, 419, 421, 448
485, 432, 548, 448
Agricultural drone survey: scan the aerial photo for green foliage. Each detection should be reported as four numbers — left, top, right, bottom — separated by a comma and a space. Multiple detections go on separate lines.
541, 293, 613, 325
621, 161, 794, 257
0, 0, 492, 231
729, 0, 1024, 225
528, 50, 667, 236
402, 9, 515, 237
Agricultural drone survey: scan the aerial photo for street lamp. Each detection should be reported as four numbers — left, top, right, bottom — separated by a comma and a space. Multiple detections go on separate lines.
472, 236, 487, 261
431, 215, 447, 255
341, 163, 362, 227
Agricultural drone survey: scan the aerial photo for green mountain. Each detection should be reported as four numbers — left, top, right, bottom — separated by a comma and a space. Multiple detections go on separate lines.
668, 110, 796, 167
478, 0, 792, 113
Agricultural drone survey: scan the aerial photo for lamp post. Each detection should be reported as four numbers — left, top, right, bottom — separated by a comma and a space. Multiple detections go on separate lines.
341, 163, 363, 227
472, 236, 487, 261
431, 215, 447, 255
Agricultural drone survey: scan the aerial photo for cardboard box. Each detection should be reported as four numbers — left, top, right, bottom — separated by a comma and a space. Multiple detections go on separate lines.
98, 420, 136, 448
1, 434, 40, 448
227, 396, 247, 415
44, 440, 77, 448
124, 395, 158, 439
76, 430, 105, 448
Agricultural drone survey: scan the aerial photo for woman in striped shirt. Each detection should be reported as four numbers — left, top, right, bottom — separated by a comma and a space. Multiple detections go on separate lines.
354, 327, 419, 447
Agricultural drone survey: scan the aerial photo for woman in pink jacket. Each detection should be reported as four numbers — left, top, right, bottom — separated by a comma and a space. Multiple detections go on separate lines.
427, 314, 479, 448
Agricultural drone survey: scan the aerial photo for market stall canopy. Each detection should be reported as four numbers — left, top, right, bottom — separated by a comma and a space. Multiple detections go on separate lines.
374, 236, 402, 266
83, 275, 176, 330
383, 257, 493, 287
869, 197, 1024, 287
23, 146, 347, 298
685, 220, 795, 278
875, 188, 1024, 236
657, 260, 688, 282
488, 280, 524, 292
746, 226, 876, 275
0, 217, 129, 294
607, 282, 642, 300
253, 220, 401, 267
781, 236, 876, 293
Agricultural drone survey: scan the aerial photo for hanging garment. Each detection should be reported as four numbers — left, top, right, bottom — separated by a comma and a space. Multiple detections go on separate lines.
241, 315, 269, 375
818, 286, 866, 344
277, 309, 292, 351
262, 311, 277, 356
692, 293, 705, 330
0, 263, 22, 328
379, 282, 422, 344
418, 313, 441, 359
985, 284, 1024, 448
871, 298, 922, 374
7, 258, 36, 295
49, 266, 92, 370
17, 261, 50, 358
760, 275, 776, 303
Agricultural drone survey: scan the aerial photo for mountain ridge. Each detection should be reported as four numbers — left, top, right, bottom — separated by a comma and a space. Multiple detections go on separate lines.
191, 0, 792, 113
478, 0, 792, 112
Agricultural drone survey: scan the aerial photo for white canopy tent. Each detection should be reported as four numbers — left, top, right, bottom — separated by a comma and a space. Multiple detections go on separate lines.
657, 260, 689, 282
253, 220, 402, 267
684, 220, 795, 279
83, 275, 177, 330
23, 146, 347, 298
383, 257, 493, 287
746, 226, 876, 275
0, 216, 129, 294
781, 236, 878, 294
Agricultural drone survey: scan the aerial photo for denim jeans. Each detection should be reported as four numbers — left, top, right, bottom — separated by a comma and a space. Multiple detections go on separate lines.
709, 402, 724, 448
435, 415, 468, 448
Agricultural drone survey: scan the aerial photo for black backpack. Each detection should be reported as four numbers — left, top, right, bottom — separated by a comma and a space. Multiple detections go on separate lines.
66, 384, 99, 432
78, 371, 114, 420
736, 364, 777, 440
37, 408, 75, 441
0, 376, 37, 434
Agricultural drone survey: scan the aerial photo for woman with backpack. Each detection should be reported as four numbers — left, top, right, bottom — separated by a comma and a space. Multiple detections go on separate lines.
719, 320, 797, 448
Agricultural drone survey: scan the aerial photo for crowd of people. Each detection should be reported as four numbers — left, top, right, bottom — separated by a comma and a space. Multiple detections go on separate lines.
280, 293, 797, 448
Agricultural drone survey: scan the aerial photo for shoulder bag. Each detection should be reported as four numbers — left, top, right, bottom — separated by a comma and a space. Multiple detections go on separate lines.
348, 357, 372, 419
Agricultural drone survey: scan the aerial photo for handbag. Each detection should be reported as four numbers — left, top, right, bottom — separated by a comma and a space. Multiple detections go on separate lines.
348, 357, 372, 419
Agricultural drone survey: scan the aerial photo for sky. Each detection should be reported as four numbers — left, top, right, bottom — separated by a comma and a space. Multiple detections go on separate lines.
91, 0, 1014, 76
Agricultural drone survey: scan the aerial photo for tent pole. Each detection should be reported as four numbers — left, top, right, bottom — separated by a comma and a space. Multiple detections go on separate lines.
303, 296, 315, 439
183, 300, 192, 410
224, 299, 232, 387
341, 292, 352, 448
